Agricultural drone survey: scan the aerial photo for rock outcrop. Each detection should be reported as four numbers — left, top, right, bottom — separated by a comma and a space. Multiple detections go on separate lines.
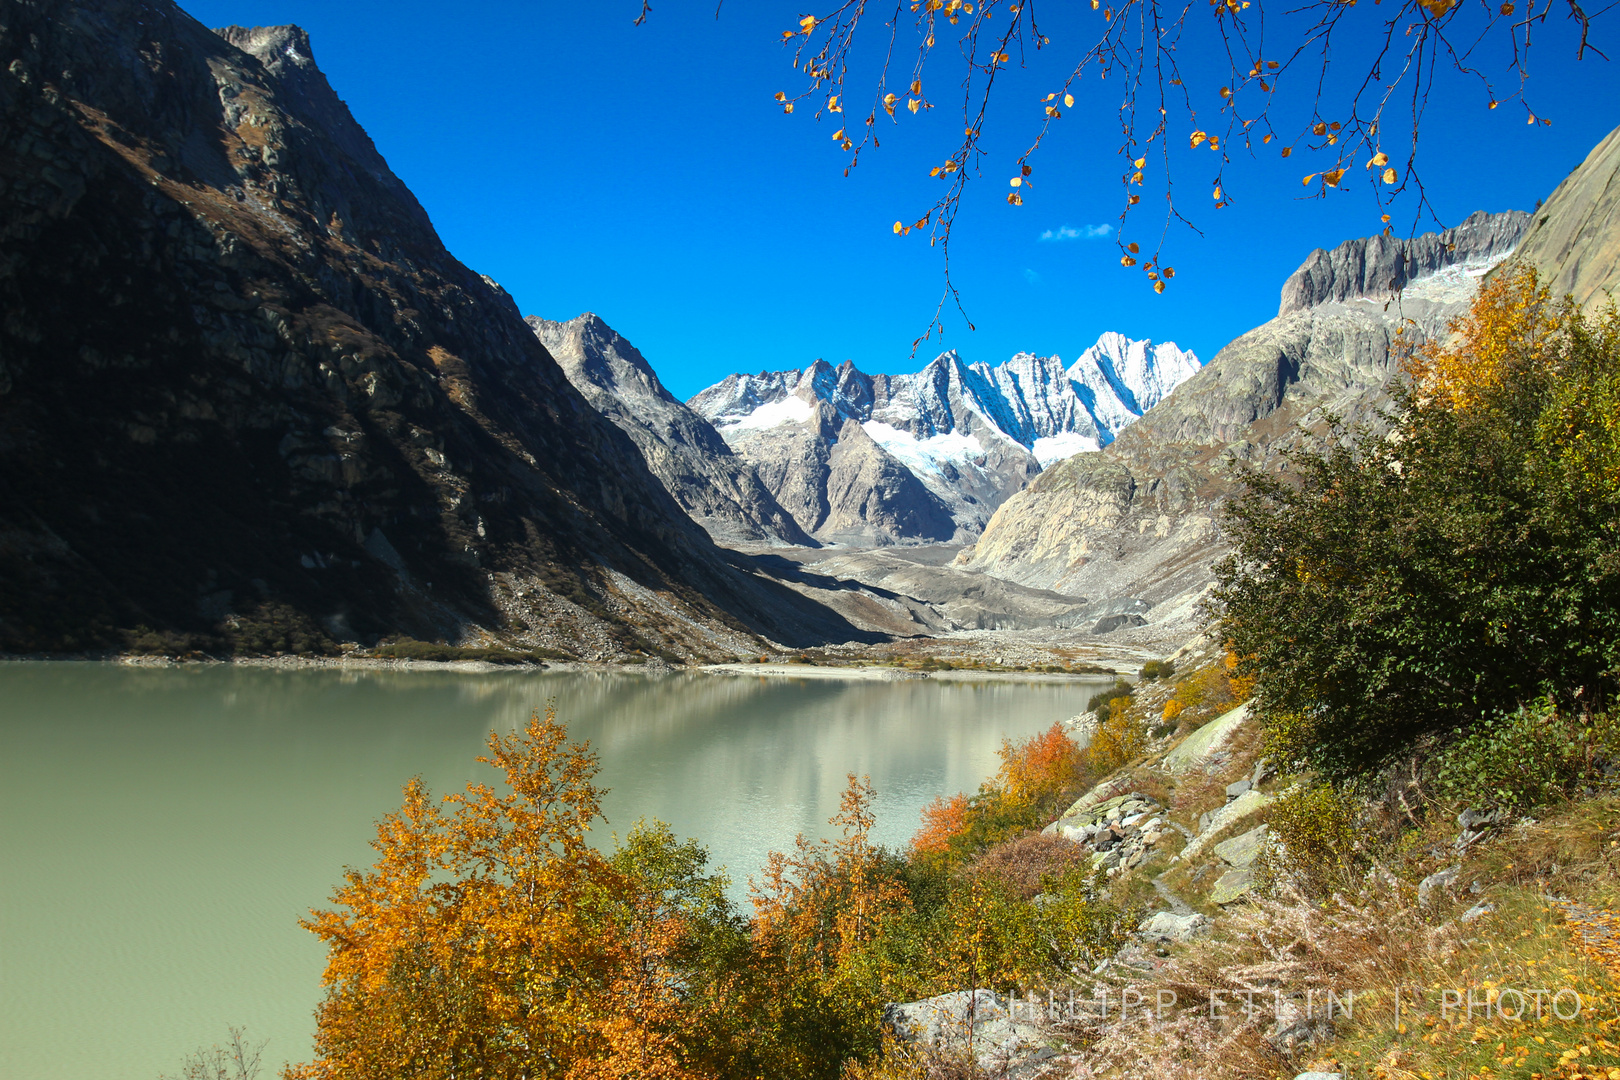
883, 990, 1054, 1077
1495, 121, 1620, 313
1279, 209, 1532, 316
527, 313, 812, 548
955, 210, 1532, 644
1042, 791, 1177, 875
0, 1, 867, 657
688, 337, 1200, 544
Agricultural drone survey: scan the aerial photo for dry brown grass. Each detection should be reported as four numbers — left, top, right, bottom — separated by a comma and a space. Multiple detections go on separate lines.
1473, 796, 1620, 907
1117, 767, 1175, 809
843, 1036, 992, 1080
1027, 798, 1620, 1079
970, 832, 1095, 900
1168, 767, 1234, 827
1051, 878, 1477, 1078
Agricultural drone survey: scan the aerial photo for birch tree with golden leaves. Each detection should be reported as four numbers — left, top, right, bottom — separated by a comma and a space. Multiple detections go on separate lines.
287, 707, 718, 1080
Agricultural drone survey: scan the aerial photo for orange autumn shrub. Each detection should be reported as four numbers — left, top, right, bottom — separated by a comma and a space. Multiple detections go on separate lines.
750, 774, 911, 976
1225, 648, 1257, 703
995, 722, 1085, 808
1403, 263, 1561, 412
287, 707, 717, 1080
910, 791, 969, 857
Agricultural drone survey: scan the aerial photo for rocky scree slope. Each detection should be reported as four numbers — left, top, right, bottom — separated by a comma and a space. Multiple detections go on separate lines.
0, 1, 868, 658
956, 209, 1532, 645
687, 338, 1200, 545
527, 313, 813, 549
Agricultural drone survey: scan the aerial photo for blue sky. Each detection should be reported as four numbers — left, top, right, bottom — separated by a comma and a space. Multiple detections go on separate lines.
179, 0, 1617, 399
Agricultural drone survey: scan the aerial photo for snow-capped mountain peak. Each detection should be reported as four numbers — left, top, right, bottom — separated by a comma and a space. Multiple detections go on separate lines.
692, 333, 1199, 459
686, 333, 1201, 543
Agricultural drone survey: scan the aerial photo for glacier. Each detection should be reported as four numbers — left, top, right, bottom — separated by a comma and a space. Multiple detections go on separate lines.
695, 333, 1201, 465
687, 333, 1202, 543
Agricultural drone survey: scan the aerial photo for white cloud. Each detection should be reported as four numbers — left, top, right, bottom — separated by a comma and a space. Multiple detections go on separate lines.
1022, 268, 1042, 285
1039, 223, 1112, 242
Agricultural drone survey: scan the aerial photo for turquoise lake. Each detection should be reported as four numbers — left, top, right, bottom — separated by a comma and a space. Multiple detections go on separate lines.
0, 662, 1110, 1079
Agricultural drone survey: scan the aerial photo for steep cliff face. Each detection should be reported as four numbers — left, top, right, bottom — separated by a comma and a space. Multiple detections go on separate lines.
687, 336, 1199, 544
1496, 122, 1620, 312
527, 313, 813, 548
957, 210, 1532, 642
0, 1, 862, 657
1278, 210, 1532, 316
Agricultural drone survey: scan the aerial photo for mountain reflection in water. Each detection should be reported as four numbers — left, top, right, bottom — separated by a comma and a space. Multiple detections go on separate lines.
0, 662, 1111, 1080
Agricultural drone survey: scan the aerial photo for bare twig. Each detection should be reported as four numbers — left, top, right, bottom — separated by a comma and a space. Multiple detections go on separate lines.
1569, 0, 1612, 57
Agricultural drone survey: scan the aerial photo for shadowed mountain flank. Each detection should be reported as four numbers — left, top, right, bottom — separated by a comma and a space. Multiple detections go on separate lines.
0, 1, 868, 657
528, 313, 814, 549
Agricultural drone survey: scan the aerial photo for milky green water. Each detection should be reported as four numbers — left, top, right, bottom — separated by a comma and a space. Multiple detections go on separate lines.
0, 662, 1109, 1080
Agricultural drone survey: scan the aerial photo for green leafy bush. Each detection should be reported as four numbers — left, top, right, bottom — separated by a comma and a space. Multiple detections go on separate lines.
1035, 865, 1136, 969
1085, 679, 1135, 717
1140, 659, 1177, 681
1434, 701, 1612, 811
1212, 271, 1620, 778
1255, 782, 1365, 897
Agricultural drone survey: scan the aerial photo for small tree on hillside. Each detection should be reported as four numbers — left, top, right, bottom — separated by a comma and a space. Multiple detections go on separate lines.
287, 708, 720, 1080
1211, 267, 1620, 778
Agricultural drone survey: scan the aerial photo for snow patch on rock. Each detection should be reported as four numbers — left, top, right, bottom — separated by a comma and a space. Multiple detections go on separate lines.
717, 394, 813, 431
687, 332, 1201, 543
863, 422, 984, 476
1032, 432, 1101, 465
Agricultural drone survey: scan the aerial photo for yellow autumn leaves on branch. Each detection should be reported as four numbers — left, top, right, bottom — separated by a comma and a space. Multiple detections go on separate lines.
732, 0, 1604, 314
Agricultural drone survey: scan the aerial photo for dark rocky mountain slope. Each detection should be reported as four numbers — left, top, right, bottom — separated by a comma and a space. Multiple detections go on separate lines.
0, 0, 866, 658
527, 313, 814, 548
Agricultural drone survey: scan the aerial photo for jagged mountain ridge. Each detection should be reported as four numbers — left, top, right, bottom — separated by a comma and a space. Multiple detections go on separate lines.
686, 337, 1200, 545
527, 313, 814, 548
0, 2, 868, 657
957, 208, 1534, 642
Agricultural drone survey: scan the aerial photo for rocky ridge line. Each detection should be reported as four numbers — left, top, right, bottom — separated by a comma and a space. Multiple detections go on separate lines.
686, 337, 1200, 545
527, 313, 813, 548
955, 208, 1534, 645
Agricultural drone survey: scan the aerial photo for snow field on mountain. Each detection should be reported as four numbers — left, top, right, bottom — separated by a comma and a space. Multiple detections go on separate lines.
715, 395, 813, 431
861, 422, 986, 476
1031, 433, 1103, 466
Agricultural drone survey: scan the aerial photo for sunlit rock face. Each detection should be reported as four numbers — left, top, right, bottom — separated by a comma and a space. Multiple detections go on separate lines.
1494, 122, 1620, 314
957, 209, 1533, 647
687, 336, 1200, 545
528, 313, 813, 548
0, 1, 868, 656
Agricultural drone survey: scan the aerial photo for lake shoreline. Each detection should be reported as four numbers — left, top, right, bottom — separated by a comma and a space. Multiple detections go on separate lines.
1, 660, 1102, 1080
0, 652, 1126, 681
